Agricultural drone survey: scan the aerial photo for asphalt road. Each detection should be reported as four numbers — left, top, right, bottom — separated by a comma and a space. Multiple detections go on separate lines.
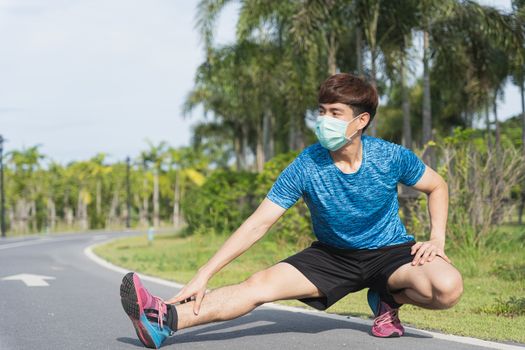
0, 231, 522, 350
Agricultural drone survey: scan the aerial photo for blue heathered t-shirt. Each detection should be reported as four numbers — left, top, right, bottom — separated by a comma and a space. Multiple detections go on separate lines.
266, 135, 426, 249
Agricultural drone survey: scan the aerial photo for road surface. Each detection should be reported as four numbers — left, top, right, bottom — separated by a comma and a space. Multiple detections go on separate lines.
0, 231, 522, 350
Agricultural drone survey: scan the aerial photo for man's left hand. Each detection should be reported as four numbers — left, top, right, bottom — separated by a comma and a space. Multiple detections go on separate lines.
410, 239, 451, 265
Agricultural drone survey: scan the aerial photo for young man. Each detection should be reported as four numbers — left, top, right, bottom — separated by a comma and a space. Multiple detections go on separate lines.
119, 73, 463, 349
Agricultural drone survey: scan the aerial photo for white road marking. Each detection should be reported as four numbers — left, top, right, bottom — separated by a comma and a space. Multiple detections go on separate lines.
0, 236, 87, 250
2, 273, 55, 287
92, 235, 108, 241
0, 238, 52, 250
84, 240, 524, 350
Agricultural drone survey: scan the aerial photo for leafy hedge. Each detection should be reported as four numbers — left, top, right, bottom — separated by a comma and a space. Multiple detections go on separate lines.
181, 170, 258, 234
181, 151, 313, 248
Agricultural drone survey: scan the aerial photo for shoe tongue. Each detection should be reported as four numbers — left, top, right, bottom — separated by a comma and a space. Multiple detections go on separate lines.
140, 289, 167, 314
379, 301, 392, 314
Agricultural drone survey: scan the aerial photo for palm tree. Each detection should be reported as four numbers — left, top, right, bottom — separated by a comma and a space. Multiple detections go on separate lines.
184, 45, 251, 170
191, 121, 234, 169
8, 146, 44, 233
511, 0, 525, 224
167, 147, 206, 228
140, 141, 168, 228
195, 0, 333, 157
87, 153, 112, 228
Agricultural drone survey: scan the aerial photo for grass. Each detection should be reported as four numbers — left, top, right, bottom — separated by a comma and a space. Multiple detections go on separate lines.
94, 224, 525, 344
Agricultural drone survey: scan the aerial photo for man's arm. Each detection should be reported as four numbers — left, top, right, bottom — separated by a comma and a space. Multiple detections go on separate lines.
165, 198, 286, 314
409, 165, 452, 265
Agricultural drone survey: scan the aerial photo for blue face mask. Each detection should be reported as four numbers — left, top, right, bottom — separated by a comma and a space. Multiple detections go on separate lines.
315, 115, 361, 151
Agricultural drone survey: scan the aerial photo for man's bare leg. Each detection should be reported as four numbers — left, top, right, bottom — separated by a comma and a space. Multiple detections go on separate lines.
174, 262, 323, 330
387, 257, 463, 310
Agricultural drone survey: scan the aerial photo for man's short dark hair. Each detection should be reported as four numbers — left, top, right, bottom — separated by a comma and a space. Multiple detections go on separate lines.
318, 73, 378, 132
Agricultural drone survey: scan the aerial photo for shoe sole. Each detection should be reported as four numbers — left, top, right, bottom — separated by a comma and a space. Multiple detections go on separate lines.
372, 329, 403, 338
120, 272, 159, 349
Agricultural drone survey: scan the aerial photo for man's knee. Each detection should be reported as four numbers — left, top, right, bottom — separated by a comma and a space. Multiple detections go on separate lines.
432, 271, 463, 309
242, 270, 276, 306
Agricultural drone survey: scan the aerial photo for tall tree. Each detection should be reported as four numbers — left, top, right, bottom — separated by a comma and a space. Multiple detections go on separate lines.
141, 141, 168, 228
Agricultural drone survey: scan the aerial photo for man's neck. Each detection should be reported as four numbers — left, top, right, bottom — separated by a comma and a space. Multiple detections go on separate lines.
329, 134, 363, 173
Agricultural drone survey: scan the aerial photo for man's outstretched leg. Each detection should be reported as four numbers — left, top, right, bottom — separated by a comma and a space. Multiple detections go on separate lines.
120, 262, 323, 348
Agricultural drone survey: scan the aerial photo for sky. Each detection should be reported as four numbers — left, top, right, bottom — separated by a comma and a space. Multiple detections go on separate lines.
0, 0, 518, 163
0, 0, 239, 163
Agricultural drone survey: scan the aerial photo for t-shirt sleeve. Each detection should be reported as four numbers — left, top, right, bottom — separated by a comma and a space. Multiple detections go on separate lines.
266, 157, 305, 209
396, 145, 426, 186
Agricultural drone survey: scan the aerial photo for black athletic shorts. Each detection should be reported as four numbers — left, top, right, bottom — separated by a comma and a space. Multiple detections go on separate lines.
280, 240, 416, 310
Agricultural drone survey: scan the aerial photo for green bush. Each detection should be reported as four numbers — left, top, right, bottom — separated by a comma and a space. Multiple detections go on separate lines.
255, 152, 313, 248
181, 151, 313, 249
181, 170, 258, 234
477, 296, 525, 317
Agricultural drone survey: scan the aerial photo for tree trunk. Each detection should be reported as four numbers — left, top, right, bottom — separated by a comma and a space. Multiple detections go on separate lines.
47, 198, 56, 232
63, 191, 73, 227
422, 29, 433, 166
234, 133, 242, 171
76, 190, 88, 230
255, 114, 265, 172
30, 200, 37, 232
485, 102, 492, 149
369, 52, 377, 137
327, 32, 337, 75
288, 114, 301, 151
518, 192, 524, 225
180, 179, 186, 226
15, 199, 29, 233
173, 171, 181, 228
356, 26, 363, 76
493, 91, 501, 152
65, 206, 73, 226
521, 76, 525, 157
96, 180, 102, 218
8, 208, 14, 232
241, 123, 249, 170
518, 73, 525, 225
401, 53, 412, 149
107, 188, 120, 228
153, 168, 160, 228
364, 2, 379, 137
141, 176, 149, 227
263, 110, 274, 161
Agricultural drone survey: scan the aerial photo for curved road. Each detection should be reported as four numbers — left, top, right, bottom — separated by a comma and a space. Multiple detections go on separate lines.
0, 232, 522, 350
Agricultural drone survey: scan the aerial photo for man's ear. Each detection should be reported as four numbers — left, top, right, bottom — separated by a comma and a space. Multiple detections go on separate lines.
359, 113, 371, 128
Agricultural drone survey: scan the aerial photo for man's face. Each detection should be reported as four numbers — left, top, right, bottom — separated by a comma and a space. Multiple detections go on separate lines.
319, 102, 369, 139
318, 102, 355, 121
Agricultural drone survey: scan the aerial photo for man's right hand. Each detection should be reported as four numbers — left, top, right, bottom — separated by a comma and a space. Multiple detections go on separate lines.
165, 271, 210, 315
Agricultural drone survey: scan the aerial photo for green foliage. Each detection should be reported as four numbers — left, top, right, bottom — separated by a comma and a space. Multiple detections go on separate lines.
180, 150, 313, 248
491, 263, 525, 281
478, 297, 525, 317
181, 170, 258, 234
434, 128, 523, 251
256, 152, 313, 248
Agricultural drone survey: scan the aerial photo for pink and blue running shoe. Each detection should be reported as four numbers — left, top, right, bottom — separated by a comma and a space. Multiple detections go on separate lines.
120, 272, 174, 349
367, 288, 404, 337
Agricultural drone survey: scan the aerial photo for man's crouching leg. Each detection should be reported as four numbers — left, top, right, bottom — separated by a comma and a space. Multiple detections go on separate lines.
174, 262, 324, 330
387, 256, 464, 310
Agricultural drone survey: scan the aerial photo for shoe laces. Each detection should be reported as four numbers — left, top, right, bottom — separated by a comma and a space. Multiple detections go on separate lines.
374, 308, 399, 327
146, 295, 165, 330
156, 297, 164, 330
